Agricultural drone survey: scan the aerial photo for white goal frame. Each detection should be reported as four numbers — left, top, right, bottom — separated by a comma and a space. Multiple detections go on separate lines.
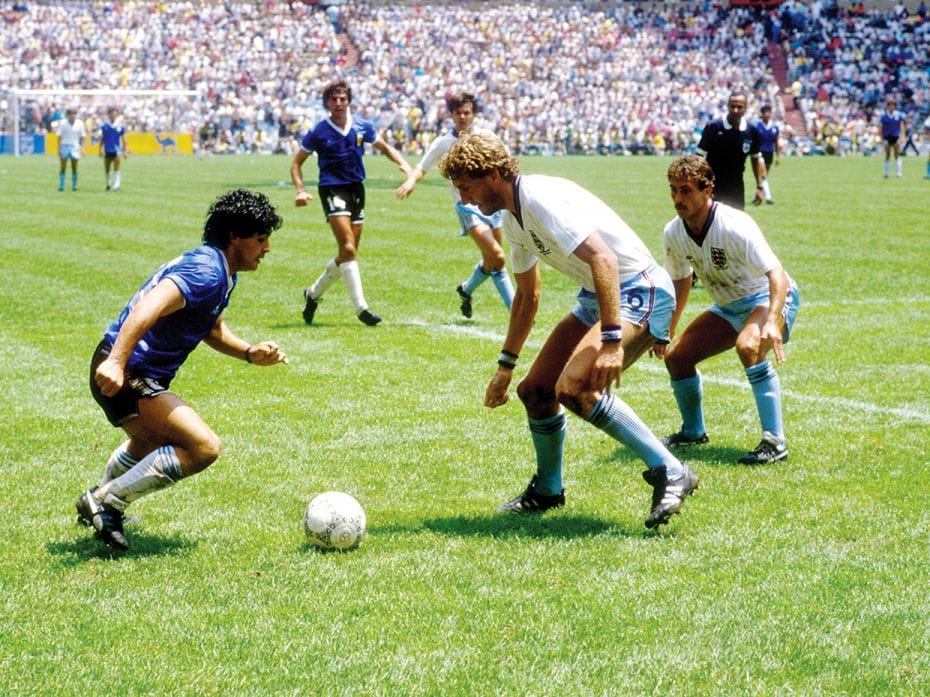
7, 88, 199, 156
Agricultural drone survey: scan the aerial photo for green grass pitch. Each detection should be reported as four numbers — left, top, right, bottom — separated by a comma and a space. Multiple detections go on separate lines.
0, 153, 928, 695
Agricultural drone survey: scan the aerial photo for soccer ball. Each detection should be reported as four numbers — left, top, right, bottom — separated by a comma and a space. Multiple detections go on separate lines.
303, 491, 366, 551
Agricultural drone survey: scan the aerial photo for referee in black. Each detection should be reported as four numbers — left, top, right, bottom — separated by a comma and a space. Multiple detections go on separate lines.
697, 91, 767, 209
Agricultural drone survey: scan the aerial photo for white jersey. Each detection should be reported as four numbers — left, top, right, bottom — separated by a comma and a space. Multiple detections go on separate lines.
57, 118, 86, 148
663, 202, 787, 305
418, 127, 494, 203
503, 175, 656, 290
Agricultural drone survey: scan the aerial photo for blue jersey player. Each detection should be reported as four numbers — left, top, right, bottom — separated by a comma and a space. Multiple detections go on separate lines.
754, 104, 780, 204
74, 189, 287, 551
879, 98, 907, 178
290, 79, 412, 326
100, 107, 127, 191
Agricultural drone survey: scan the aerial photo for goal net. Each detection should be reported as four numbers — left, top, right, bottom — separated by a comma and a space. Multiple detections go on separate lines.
4, 88, 199, 156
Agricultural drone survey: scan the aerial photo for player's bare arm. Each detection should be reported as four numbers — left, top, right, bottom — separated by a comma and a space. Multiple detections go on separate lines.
762, 267, 789, 363
202, 316, 288, 366
653, 275, 693, 359
373, 137, 413, 177
395, 167, 425, 199
486, 264, 540, 409
290, 149, 313, 206
96, 279, 186, 397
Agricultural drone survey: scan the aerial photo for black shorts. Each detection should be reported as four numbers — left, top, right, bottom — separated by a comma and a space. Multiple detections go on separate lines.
103, 151, 120, 162
884, 136, 900, 147
90, 341, 169, 426
762, 151, 774, 169
318, 182, 365, 224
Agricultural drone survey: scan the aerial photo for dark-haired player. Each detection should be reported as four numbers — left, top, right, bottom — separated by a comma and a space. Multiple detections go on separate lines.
658, 155, 800, 465
75, 189, 288, 551
291, 79, 412, 326
396, 91, 514, 318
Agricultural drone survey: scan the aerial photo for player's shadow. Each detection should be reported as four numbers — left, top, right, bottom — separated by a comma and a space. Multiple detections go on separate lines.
416, 513, 642, 540
47, 533, 197, 566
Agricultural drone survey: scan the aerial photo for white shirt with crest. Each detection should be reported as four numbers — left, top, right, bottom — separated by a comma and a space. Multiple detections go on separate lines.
663, 202, 787, 305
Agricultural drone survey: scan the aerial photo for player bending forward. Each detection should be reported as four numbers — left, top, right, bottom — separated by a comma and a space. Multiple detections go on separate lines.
75, 189, 287, 551
657, 155, 800, 464
440, 132, 698, 529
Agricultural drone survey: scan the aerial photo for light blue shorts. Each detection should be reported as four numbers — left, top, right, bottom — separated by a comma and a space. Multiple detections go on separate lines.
709, 283, 800, 342
571, 264, 676, 343
455, 201, 503, 237
60, 144, 81, 160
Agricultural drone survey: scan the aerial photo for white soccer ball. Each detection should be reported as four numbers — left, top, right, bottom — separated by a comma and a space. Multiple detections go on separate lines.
303, 491, 366, 551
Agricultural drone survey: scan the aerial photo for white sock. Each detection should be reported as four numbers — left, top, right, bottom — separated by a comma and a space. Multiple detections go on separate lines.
102, 441, 139, 485
309, 258, 340, 299
97, 445, 184, 511
896, 159, 902, 177
114, 171, 121, 188
761, 178, 772, 201
339, 260, 368, 312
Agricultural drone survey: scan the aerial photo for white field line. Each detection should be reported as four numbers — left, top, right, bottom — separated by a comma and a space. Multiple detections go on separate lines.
803, 296, 930, 308
409, 320, 930, 425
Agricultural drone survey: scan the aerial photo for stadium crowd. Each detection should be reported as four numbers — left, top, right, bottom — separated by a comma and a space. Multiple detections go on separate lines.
1, 1, 927, 156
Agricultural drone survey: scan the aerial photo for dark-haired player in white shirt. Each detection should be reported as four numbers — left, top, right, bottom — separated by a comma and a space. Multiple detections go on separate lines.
657, 155, 800, 465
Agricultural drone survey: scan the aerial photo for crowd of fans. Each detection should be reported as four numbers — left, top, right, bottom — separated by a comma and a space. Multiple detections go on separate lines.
1, 1, 926, 156
780, 0, 929, 155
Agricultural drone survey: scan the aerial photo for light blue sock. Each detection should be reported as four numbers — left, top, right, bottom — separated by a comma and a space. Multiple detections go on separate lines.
925, 160, 930, 177
58, 172, 65, 190
670, 373, 706, 438
586, 393, 683, 475
71, 172, 78, 190
490, 269, 514, 309
746, 360, 784, 443
462, 261, 490, 296
528, 411, 567, 496
884, 160, 890, 177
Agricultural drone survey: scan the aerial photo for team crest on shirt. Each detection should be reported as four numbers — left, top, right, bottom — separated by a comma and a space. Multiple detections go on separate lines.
528, 230, 551, 256
710, 247, 728, 269
742, 141, 751, 154
356, 133, 364, 147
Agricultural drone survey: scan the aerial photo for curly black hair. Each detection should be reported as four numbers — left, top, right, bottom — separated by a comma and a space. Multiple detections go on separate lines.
202, 188, 283, 248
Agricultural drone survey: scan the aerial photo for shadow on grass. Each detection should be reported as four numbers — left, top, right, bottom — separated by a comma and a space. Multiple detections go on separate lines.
371, 513, 648, 540
47, 532, 197, 565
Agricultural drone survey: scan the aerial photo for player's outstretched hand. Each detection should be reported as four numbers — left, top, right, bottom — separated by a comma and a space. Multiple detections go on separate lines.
247, 341, 289, 366
485, 369, 512, 409
294, 191, 312, 207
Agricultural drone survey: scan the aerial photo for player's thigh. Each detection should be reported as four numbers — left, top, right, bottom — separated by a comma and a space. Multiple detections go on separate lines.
122, 391, 220, 459
560, 319, 653, 389
328, 214, 356, 247
520, 313, 590, 401
735, 305, 783, 365
667, 311, 737, 370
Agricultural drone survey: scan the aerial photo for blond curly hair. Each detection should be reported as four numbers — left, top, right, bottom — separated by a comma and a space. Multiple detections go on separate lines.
439, 132, 520, 182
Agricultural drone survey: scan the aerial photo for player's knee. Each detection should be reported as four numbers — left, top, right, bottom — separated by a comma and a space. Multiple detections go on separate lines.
188, 435, 222, 473
555, 374, 592, 416
734, 335, 762, 364
482, 246, 506, 272
517, 378, 557, 413
663, 342, 692, 377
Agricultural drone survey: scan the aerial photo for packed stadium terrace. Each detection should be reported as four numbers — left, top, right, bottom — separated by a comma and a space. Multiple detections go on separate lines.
1, 1, 927, 156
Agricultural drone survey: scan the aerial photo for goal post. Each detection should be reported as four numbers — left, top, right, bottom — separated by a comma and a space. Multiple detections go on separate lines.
6, 88, 200, 156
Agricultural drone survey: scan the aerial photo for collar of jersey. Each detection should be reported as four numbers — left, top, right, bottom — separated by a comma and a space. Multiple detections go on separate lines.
325, 111, 353, 136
